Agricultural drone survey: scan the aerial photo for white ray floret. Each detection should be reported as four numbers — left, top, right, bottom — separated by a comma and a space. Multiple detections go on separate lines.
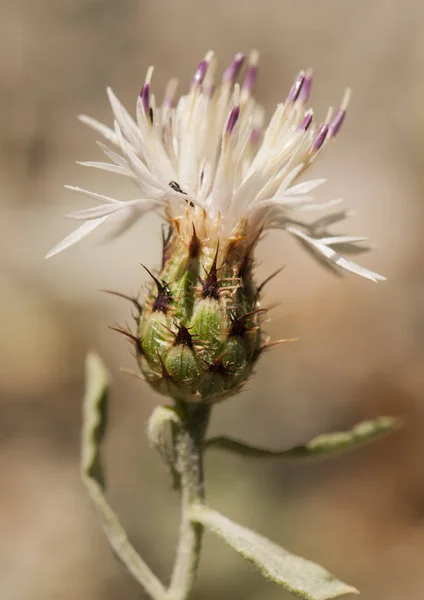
46, 51, 384, 282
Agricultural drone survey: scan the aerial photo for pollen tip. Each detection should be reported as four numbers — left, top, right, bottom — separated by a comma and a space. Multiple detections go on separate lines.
312, 123, 329, 152
145, 66, 154, 84
164, 78, 179, 108
140, 83, 150, 113
248, 49, 260, 66
298, 70, 313, 103
223, 53, 245, 83
226, 104, 240, 134
192, 58, 209, 86
341, 87, 352, 110
329, 88, 351, 137
300, 110, 313, 131
287, 71, 306, 103
242, 51, 259, 94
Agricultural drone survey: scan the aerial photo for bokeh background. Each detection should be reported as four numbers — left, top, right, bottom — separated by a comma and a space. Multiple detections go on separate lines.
2, 0, 424, 598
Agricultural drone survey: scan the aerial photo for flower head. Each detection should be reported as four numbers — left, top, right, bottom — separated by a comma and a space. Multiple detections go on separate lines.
47, 50, 383, 283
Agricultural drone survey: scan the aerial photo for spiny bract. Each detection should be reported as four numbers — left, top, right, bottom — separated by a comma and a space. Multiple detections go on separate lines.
135, 208, 269, 402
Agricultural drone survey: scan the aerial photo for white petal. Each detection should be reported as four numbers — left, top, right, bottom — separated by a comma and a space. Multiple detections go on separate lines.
77, 161, 132, 176
308, 209, 354, 228
285, 226, 386, 282
101, 200, 158, 241
106, 87, 142, 150
96, 142, 129, 169
78, 115, 118, 145
64, 185, 120, 204
45, 216, 109, 258
67, 199, 158, 221
294, 198, 343, 212
319, 235, 369, 246
285, 178, 326, 196
67, 203, 125, 220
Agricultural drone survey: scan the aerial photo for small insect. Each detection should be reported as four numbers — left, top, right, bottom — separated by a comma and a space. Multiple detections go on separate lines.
169, 180, 195, 207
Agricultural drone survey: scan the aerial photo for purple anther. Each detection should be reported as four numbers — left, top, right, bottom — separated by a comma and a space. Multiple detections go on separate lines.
192, 60, 208, 86
242, 63, 258, 93
250, 127, 262, 145
226, 104, 240, 134
329, 109, 345, 136
287, 73, 305, 103
223, 53, 245, 83
163, 95, 174, 109
300, 111, 313, 131
312, 124, 329, 152
298, 72, 312, 103
203, 85, 215, 98
140, 83, 150, 113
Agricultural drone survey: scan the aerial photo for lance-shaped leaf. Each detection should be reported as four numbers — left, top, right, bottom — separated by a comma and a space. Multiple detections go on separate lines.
82, 353, 166, 599
206, 416, 398, 459
190, 505, 358, 600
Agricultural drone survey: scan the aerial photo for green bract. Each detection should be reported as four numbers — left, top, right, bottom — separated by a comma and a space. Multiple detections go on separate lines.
135, 209, 265, 403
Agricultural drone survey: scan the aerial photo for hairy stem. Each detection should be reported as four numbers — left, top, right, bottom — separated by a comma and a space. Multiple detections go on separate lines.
167, 403, 211, 600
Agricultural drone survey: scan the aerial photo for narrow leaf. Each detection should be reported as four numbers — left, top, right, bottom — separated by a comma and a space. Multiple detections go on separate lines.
82, 352, 109, 489
190, 505, 358, 600
81, 353, 166, 599
147, 405, 181, 488
206, 416, 399, 459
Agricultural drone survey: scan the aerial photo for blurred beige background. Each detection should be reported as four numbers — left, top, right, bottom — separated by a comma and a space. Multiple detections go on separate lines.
1, 0, 424, 598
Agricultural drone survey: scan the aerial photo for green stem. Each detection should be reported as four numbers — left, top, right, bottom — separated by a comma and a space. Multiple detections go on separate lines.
167, 403, 211, 600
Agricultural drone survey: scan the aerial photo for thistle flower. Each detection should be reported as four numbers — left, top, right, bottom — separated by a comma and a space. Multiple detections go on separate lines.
47, 51, 384, 402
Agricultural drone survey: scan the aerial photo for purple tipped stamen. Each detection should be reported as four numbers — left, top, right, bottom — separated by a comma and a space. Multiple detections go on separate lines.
226, 104, 240, 134
140, 83, 150, 113
242, 64, 257, 93
203, 85, 215, 98
250, 127, 262, 145
312, 124, 329, 152
298, 72, 312, 103
287, 73, 305, 103
329, 108, 346, 136
300, 111, 313, 131
192, 60, 208, 86
223, 53, 245, 83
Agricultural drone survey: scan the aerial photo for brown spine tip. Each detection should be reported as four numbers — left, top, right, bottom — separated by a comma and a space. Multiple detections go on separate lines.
188, 223, 201, 259
237, 253, 252, 279
161, 224, 173, 269
257, 266, 285, 294
260, 337, 299, 352
109, 324, 144, 355
120, 367, 146, 382
174, 323, 195, 349
100, 289, 142, 314
228, 308, 267, 338
236, 230, 262, 277
141, 264, 173, 314
207, 356, 228, 376
199, 246, 220, 300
